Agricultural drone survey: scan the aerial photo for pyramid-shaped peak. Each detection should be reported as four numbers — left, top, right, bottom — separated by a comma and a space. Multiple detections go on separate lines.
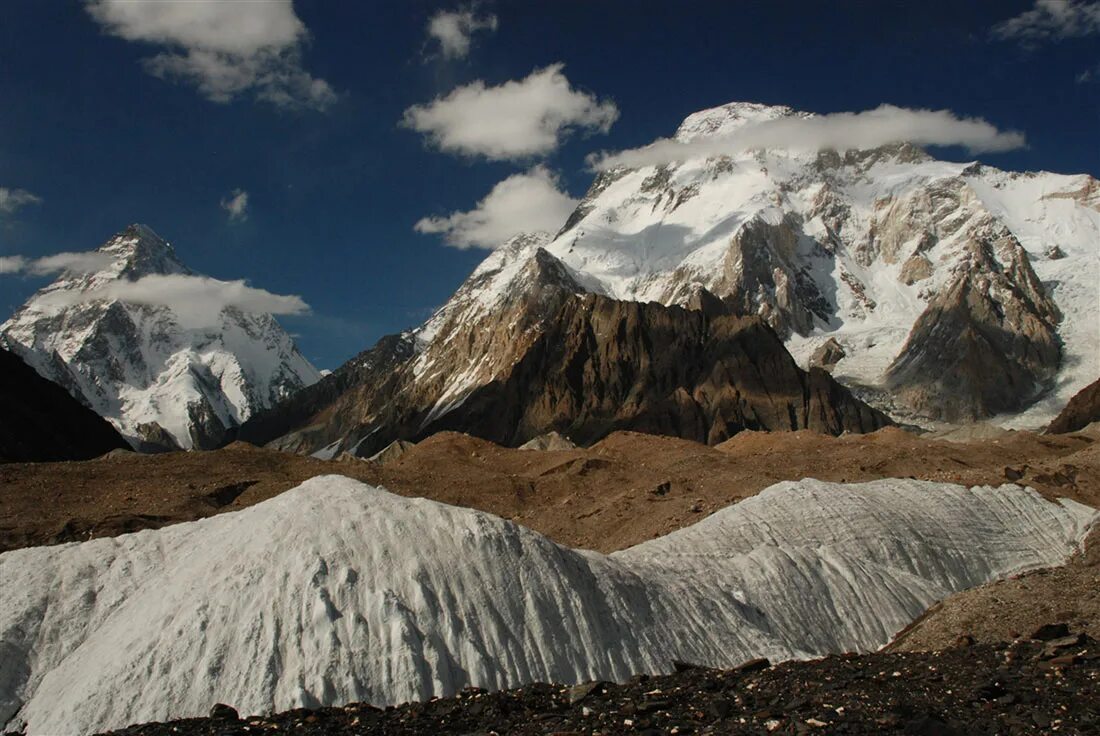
97, 224, 189, 278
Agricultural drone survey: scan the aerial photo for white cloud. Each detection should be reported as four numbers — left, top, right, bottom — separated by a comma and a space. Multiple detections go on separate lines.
0, 256, 28, 274
402, 64, 619, 160
0, 251, 115, 276
84, 0, 335, 109
35, 274, 310, 328
28, 252, 117, 275
588, 105, 1027, 170
221, 189, 250, 222
427, 7, 498, 59
414, 166, 578, 249
992, 0, 1100, 41
0, 187, 42, 216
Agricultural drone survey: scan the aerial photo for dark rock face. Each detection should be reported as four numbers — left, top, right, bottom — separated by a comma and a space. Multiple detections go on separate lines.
0, 348, 130, 463
886, 237, 1062, 423
1047, 378, 1100, 434
232, 332, 417, 452
238, 290, 890, 457
427, 294, 890, 447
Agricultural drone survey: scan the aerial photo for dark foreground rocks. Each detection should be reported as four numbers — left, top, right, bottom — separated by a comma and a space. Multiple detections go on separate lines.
93, 632, 1099, 736
0, 347, 130, 463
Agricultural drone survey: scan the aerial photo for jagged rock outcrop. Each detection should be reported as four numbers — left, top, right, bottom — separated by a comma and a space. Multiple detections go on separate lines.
886, 235, 1062, 422
1046, 378, 1100, 434
519, 431, 577, 451
810, 337, 846, 371
239, 243, 890, 456
423, 293, 889, 446
0, 347, 129, 463
366, 439, 415, 465
1, 225, 320, 450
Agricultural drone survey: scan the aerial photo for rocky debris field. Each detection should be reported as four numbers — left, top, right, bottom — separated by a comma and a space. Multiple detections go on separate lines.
2, 425, 1097, 555
91, 628, 1098, 736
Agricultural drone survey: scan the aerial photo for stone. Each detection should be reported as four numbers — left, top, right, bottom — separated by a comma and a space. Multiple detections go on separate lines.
1030, 623, 1070, 641
209, 703, 239, 721
809, 337, 846, 371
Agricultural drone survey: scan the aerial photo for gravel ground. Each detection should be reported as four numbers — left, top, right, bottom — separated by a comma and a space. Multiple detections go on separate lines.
3, 426, 1096, 555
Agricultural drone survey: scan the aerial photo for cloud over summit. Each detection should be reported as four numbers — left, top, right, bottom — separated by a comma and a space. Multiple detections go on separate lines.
588, 105, 1027, 170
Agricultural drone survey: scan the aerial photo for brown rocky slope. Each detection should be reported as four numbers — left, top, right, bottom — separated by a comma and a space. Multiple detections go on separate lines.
237, 285, 890, 456
3, 425, 1095, 555
1047, 376, 1100, 434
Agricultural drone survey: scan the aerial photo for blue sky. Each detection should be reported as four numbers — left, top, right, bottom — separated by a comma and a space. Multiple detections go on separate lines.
1, 0, 1097, 369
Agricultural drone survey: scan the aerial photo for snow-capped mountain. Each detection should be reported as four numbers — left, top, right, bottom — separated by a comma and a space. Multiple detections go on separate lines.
239, 102, 1096, 456
1, 475, 1092, 734
536, 102, 1097, 425
0, 225, 321, 450
239, 235, 890, 457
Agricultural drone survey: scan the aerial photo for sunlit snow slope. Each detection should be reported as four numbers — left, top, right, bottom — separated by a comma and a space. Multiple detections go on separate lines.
411, 102, 1098, 426
0, 225, 320, 450
1, 476, 1093, 735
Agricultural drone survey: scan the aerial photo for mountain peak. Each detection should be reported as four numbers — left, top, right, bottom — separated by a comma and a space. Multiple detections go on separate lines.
96, 224, 188, 279
2, 226, 320, 450
675, 101, 802, 142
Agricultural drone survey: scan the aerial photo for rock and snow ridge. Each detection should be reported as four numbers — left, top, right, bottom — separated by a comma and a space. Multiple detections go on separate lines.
242, 101, 1097, 456
406, 101, 1095, 427
533, 103, 1097, 425
1, 475, 1093, 735
0, 225, 320, 450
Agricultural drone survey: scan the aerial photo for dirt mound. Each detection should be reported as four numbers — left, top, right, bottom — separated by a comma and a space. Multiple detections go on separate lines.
0, 446, 382, 551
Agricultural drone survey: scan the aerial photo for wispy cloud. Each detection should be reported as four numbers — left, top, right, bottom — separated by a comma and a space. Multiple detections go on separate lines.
84, 0, 335, 109
0, 256, 28, 274
220, 188, 250, 222
0, 187, 42, 217
402, 64, 618, 160
427, 6, 498, 59
1077, 63, 1100, 82
588, 105, 1027, 170
992, 0, 1100, 42
415, 166, 577, 249
0, 251, 115, 276
34, 273, 310, 328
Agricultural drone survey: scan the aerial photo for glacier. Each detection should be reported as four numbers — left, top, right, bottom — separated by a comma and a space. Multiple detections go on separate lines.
0, 475, 1094, 735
